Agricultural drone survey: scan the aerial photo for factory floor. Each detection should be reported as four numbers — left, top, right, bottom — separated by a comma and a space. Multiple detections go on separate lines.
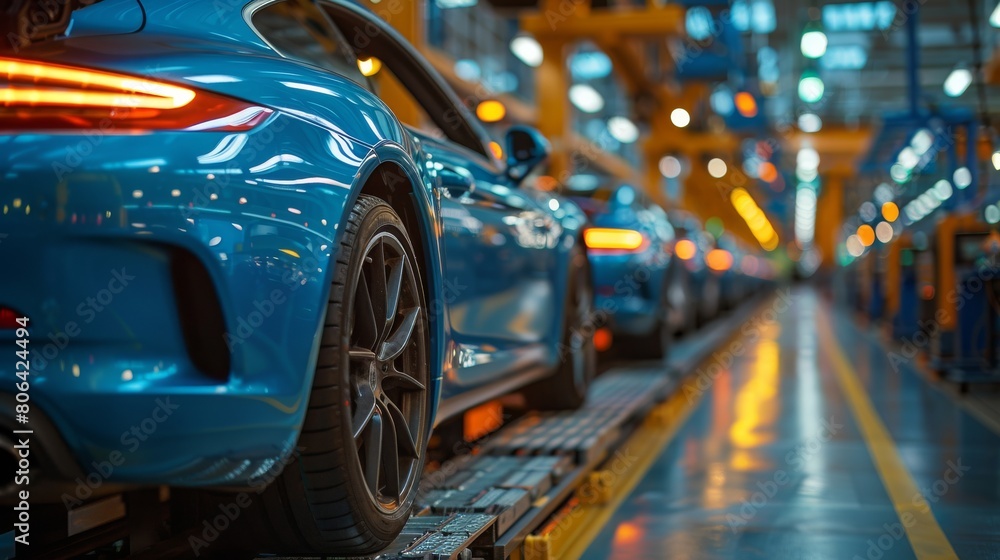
583, 286, 1000, 559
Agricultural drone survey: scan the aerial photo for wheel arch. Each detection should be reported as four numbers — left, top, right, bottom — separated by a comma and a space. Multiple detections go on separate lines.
348, 142, 447, 430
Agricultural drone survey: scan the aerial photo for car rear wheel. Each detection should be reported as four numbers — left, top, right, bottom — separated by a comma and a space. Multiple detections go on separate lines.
233, 195, 430, 555
524, 246, 596, 410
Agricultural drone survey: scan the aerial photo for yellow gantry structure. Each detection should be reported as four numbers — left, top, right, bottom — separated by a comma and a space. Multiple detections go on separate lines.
364, 0, 871, 265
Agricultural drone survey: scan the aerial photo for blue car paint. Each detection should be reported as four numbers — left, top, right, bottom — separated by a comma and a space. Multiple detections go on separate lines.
0, 0, 583, 487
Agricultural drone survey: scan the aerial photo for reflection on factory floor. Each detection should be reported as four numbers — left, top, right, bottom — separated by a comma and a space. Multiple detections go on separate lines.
583, 287, 1000, 560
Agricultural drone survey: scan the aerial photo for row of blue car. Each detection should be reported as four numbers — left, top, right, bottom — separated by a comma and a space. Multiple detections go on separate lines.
0, 0, 771, 555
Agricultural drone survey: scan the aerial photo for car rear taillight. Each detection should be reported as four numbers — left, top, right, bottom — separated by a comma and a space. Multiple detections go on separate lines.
0, 306, 25, 330
0, 57, 272, 131
584, 228, 648, 253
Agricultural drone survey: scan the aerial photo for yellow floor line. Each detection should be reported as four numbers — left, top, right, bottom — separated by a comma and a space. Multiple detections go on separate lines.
817, 307, 958, 560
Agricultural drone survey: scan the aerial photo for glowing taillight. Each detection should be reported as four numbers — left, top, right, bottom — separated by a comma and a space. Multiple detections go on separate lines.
584, 228, 647, 252
0, 306, 24, 330
0, 57, 271, 131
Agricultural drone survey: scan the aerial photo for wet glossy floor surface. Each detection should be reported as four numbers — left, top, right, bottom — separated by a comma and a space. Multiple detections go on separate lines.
582, 287, 1000, 559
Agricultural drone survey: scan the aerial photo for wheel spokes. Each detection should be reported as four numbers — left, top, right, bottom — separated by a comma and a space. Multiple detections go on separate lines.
378, 400, 402, 499
379, 307, 420, 362
352, 383, 377, 439
368, 241, 389, 342
383, 397, 419, 459
385, 256, 404, 327
353, 271, 379, 349
363, 411, 383, 496
383, 365, 426, 392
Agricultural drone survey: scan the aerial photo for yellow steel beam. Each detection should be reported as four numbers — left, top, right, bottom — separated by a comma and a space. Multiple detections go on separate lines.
535, 36, 573, 180
363, 0, 424, 127
814, 174, 844, 268
522, 4, 685, 41
784, 127, 872, 160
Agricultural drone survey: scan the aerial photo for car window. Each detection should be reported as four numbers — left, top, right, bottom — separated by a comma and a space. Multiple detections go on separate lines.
367, 64, 446, 140
251, 0, 369, 87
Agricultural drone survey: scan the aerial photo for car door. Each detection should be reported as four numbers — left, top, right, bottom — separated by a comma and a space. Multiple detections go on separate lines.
319, 2, 559, 392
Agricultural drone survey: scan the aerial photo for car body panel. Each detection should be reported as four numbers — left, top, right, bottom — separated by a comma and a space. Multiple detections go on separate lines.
0, 0, 583, 489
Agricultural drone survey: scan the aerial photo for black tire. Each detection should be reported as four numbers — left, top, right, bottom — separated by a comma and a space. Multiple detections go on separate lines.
231, 195, 430, 555
524, 247, 596, 410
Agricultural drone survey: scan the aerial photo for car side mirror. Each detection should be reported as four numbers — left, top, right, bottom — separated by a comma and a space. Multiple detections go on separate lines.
505, 125, 551, 184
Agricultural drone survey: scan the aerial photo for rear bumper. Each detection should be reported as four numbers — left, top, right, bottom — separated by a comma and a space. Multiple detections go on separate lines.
0, 114, 370, 488
589, 251, 669, 336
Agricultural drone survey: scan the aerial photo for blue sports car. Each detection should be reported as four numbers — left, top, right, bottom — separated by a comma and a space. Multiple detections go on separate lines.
0, 0, 595, 554
561, 180, 679, 360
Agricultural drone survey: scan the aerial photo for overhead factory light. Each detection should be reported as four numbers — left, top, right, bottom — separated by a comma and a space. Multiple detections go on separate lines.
798, 70, 825, 103
670, 108, 691, 128
734, 92, 758, 117
710, 86, 735, 116
510, 34, 543, 68
987, 204, 1000, 224
568, 84, 604, 113
798, 112, 822, 133
943, 67, 973, 97
933, 179, 953, 201
707, 158, 728, 178
607, 116, 639, 143
992, 150, 1000, 170
800, 23, 828, 59
897, 146, 919, 169
845, 234, 864, 257
875, 221, 894, 243
476, 100, 506, 123
797, 147, 820, 171
910, 128, 934, 155
953, 166, 972, 189
882, 201, 899, 222
857, 224, 875, 247
659, 155, 682, 179
436, 0, 477, 7
357, 57, 382, 77
992, 2, 1000, 27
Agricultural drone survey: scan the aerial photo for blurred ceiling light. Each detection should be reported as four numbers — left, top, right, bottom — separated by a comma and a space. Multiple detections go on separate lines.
874, 182, 894, 203
706, 249, 734, 271
707, 158, 728, 178
890, 163, 910, 183
568, 84, 604, 113
875, 221, 893, 243
710, 86, 735, 116
758, 161, 778, 182
992, 2, 1000, 27
987, 204, 1000, 224
734, 92, 758, 117
476, 100, 506, 123
569, 51, 612, 80
436, 0, 477, 6
953, 166, 972, 189
882, 201, 899, 222
798, 112, 822, 133
846, 234, 864, 257
670, 108, 691, 127
943, 67, 973, 97
859, 201, 877, 222
510, 34, 543, 67
819, 45, 868, 70
857, 224, 875, 246
992, 150, 1000, 170
607, 116, 639, 143
798, 71, 825, 103
659, 155, 682, 179
357, 57, 382, 77
897, 146, 919, 169
800, 26, 828, 59
910, 128, 934, 155
675, 239, 697, 260
933, 179, 953, 201
796, 147, 820, 171
686, 6, 715, 41
454, 59, 481, 81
